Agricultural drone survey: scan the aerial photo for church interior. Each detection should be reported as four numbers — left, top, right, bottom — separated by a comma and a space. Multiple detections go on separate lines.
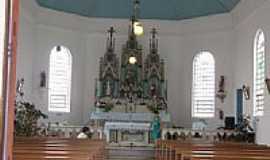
2, 0, 270, 159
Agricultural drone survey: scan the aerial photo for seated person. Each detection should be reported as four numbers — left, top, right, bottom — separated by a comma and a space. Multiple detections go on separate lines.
77, 127, 90, 139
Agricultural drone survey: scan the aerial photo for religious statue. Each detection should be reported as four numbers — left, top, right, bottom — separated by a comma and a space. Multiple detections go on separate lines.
242, 85, 250, 100
216, 75, 227, 103
16, 78, 25, 97
105, 81, 112, 96
150, 84, 157, 97
151, 115, 161, 141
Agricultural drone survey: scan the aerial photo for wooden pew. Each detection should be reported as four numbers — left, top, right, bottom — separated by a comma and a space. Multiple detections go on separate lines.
14, 138, 106, 160
174, 143, 270, 160
156, 140, 270, 160
180, 149, 270, 160
174, 143, 269, 160
13, 138, 106, 160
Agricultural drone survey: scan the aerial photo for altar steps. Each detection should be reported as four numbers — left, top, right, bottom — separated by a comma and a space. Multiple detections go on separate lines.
106, 146, 155, 160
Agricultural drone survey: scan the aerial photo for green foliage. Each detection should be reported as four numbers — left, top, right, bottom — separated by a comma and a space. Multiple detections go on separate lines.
147, 104, 159, 114
104, 102, 114, 112
15, 102, 48, 137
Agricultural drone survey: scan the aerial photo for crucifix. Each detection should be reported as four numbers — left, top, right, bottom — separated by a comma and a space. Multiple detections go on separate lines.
108, 26, 115, 39
150, 28, 158, 51
107, 26, 116, 51
133, 0, 140, 18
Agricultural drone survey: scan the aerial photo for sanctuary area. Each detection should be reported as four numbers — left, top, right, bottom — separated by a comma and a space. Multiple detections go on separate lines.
1, 0, 270, 160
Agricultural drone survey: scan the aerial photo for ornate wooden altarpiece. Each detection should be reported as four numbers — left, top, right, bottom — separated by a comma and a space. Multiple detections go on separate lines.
95, 26, 167, 108
91, 25, 170, 146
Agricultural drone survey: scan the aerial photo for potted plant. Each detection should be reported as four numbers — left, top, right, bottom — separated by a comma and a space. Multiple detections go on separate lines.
15, 101, 48, 137
15, 78, 48, 137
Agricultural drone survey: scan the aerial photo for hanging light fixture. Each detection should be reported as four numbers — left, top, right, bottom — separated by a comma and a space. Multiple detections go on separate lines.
132, 0, 143, 36
133, 21, 143, 36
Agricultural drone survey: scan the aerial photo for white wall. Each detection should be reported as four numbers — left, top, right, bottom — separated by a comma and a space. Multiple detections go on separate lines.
232, 0, 270, 116
31, 25, 87, 125
19, 0, 265, 129
181, 30, 235, 128
17, 3, 36, 102
231, 0, 270, 145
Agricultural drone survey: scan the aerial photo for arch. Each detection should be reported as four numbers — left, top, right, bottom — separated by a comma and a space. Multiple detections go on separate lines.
192, 51, 215, 118
48, 45, 72, 112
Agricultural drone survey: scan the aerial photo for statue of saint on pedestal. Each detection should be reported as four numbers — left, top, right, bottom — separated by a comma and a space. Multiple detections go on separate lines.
105, 81, 112, 96
151, 115, 161, 141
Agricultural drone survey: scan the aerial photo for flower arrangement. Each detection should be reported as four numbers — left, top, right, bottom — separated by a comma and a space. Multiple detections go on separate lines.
15, 78, 48, 137
15, 101, 48, 137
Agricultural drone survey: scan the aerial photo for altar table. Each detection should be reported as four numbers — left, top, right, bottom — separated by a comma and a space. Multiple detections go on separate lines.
104, 122, 151, 146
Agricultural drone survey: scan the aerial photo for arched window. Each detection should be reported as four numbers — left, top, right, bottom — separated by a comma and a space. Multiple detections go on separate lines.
49, 46, 72, 112
253, 29, 265, 116
192, 51, 215, 118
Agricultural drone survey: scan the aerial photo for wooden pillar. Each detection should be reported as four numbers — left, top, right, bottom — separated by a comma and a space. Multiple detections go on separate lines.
0, 0, 8, 156
2, 0, 20, 159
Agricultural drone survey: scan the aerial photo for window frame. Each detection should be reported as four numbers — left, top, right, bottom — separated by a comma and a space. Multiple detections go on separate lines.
253, 29, 266, 117
192, 51, 216, 118
48, 46, 72, 113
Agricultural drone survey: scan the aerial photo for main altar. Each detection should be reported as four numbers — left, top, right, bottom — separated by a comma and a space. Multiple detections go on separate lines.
89, 0, 171, 146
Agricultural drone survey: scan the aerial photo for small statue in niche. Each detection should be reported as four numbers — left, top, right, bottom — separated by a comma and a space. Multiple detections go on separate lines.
105, 81, 112, 96
216, 76, 227, 103
265, 78, 270, 94
242, 85, 250, 100
16, 78, 25, 97
137, 87, 143, 98
218, 109, 224, 120
150, 84, 157, 98
40, 71, 46, 88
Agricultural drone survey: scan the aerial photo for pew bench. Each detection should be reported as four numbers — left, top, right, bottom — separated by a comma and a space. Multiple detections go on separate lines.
156, 140, 270, 160
13, 138, 106, 160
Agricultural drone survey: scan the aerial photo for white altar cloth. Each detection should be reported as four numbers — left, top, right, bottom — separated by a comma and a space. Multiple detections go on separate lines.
104, 122, 151, 131
104, 122, 151, 143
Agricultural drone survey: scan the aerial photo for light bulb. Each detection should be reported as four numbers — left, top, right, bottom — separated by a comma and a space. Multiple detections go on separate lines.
129, 56, 137, 64
133, 21, 143, 36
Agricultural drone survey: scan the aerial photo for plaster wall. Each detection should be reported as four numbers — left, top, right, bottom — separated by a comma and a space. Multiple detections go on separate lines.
231, 0, 270, 145
17, 0, 267, 130
17, 3, 36, 102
